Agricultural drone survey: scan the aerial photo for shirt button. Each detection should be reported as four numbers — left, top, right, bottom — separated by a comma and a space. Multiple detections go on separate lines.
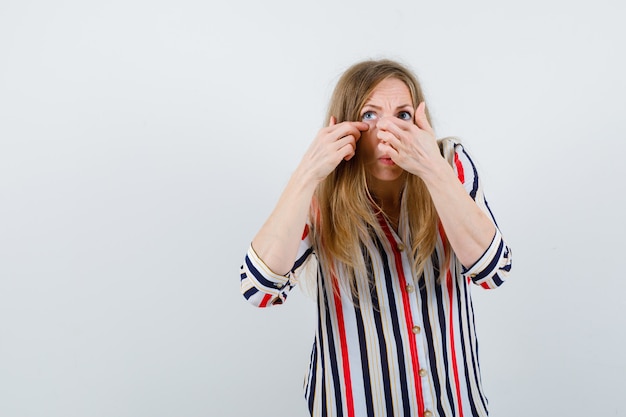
406, 284, 414, 293
419, 368, 428, 377
424, 411, 433, 417
397, 243, 405, 251
412, 326, 421, 334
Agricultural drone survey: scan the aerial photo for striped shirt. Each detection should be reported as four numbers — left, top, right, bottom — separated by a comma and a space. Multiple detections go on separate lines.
240, 143, 512, 417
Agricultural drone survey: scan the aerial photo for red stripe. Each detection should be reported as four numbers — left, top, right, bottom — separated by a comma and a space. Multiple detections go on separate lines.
259, 293, 272, 308
332, 276, 355, 417
439, 225, 464, 417
302, 224, 310, 240
454, 152, 465, 183
446, 270, 464, 417
378, 216, 425, 416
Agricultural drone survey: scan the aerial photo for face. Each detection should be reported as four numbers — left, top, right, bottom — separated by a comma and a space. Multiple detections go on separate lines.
358, 77, 413, 184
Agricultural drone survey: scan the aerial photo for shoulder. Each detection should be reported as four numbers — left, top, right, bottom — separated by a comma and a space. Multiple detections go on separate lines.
439, 137, 482, 194
439, 136, 476, 171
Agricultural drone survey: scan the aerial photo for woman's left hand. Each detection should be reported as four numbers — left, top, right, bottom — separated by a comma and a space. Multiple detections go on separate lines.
376, 102, 445, 180
378, 102, 497, 268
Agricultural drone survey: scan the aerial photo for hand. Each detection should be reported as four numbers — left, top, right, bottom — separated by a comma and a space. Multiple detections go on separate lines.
299, 117, 369, 182
376, 102, 444, 179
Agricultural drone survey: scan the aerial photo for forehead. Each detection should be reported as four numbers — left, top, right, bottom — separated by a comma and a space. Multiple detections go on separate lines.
365, 77, 412, 104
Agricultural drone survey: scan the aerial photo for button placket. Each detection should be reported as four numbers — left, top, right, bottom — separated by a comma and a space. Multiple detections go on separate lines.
394, 234, 433, 411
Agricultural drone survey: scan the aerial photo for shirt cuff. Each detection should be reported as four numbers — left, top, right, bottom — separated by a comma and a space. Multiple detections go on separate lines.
462, 228, 502, 281
246, 244, 291, 292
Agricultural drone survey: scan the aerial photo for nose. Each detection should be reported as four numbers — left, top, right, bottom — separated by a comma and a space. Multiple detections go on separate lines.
377, 115, 395, 128
363, 114, 394, 138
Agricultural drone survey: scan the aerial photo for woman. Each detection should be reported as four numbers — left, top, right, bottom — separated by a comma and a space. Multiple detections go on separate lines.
239, 59, 512, 417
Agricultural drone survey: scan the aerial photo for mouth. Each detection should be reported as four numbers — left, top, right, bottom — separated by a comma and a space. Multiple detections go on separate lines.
379, 157, 395, 166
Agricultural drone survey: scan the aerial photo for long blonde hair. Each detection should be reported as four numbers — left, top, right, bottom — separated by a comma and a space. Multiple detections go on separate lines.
310, 59, 449, 292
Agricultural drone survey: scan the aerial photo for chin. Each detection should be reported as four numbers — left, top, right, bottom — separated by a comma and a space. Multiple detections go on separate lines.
372, 165, 405, 181
371, 170, 405, 183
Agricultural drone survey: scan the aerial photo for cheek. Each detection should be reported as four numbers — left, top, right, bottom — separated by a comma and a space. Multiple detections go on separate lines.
358, 132, 379, 156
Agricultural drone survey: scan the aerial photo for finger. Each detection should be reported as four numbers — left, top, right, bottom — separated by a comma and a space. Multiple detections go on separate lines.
378, 141, 399, 158
336, 134, 357, 149
377, 123, 404, 144
343, 145, 356, 161
331, 122, 368, 142
414, 102, 434, 134
338, 137, 357, 160
339, 134, 357, 151
377, 131, 397, 145
376, 120, 412, 150
353, 121, 370, 132
330, 120, 368, 131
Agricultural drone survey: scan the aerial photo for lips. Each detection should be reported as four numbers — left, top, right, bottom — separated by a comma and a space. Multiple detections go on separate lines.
379, 157, 395, 166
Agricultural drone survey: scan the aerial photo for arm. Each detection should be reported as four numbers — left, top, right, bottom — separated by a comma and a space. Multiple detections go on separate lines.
240, 229, 314, 307
250, 166, 319, 276
419, 145, 495, 268
377, 103, 511, 273
441, 142, 512, 288
251, 118, 369, 275
240, 118, 369, 306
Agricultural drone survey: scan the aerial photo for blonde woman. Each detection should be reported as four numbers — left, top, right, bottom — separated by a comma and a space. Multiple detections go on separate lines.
240, 59, 512, 417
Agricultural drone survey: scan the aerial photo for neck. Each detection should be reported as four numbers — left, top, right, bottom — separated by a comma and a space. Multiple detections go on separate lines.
368, 176, 405, 228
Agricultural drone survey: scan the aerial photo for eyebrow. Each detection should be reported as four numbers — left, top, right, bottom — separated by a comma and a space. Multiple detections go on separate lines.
361, 104, 413, 111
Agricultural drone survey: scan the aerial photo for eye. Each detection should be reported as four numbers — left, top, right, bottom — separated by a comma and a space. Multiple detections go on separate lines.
361, 111, 377, 121
397, 111, 412, 121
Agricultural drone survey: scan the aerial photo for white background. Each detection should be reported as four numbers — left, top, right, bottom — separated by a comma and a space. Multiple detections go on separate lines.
1, 0, 625, 416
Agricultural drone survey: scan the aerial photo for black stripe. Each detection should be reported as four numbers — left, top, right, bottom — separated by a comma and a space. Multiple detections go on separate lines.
353, 252, 375, 417
484, 197, 499, 228
306, 339, 318, 413
491, 274, 504, 287
292, 247, 314, 272
320, 274, 344, 417
473, 239, 504, 281
316, 276, 328, 417
245, 255, 282, 290
461, 145, 501, 233
242, 287, 258, 300
421, 257, 447, 417
467, 284, 489, 412
456, 272, 481, 416
433, 271, 457, 414
321, 357, 327, 417
460, 147, 479, 200
370, 236, 404, 416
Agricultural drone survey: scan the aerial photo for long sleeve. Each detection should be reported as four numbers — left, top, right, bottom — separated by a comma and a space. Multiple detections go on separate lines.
240, 224, 315, 307
451, 142, 512, 289
239, 142, 513, 416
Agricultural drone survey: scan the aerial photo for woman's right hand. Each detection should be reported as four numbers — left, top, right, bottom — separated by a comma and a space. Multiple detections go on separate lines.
299, 117, 369, 182
251, 118, 368, 275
